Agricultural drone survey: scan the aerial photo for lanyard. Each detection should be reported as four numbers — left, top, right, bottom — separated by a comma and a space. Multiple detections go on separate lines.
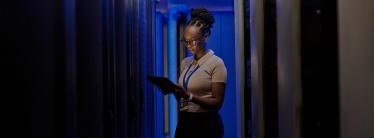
182, 63, 200, 90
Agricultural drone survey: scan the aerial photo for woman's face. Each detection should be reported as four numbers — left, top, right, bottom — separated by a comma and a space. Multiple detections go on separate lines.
182, 25, 205, 55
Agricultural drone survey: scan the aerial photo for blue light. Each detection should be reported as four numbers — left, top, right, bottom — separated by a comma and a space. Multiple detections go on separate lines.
154, 12, 165, 138
167, 4, 189, 138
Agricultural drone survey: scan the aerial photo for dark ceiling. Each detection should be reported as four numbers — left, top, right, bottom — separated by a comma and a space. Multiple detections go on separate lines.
157, 0, 234, 12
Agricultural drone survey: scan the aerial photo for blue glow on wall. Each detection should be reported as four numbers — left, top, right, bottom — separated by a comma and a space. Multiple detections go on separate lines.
206, 11, 237, 138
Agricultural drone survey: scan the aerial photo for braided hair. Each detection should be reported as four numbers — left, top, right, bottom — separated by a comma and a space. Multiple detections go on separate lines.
187, 8, 215, 37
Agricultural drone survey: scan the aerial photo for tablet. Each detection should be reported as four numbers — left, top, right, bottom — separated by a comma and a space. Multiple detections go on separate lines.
147, 76, 179, 95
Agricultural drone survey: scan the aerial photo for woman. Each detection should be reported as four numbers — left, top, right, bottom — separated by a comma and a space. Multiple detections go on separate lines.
173, 8, 227, 138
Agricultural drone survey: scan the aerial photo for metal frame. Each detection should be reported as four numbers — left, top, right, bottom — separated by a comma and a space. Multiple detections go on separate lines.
276, 0, 302, 137
234, 0, 246, 137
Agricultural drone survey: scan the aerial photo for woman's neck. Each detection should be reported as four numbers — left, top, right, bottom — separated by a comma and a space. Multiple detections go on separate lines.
194, 48, 208, 61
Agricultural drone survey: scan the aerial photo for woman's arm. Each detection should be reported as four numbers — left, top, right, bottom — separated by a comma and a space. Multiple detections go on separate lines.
174, 82, 226, 110
190, 82, 226, 110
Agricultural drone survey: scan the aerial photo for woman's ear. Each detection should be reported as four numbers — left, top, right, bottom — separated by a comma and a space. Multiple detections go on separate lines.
204, 35, 209, 42
200, 32, 208, 42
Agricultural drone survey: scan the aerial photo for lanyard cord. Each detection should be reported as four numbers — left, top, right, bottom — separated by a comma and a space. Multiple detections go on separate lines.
182, 63, 200, 90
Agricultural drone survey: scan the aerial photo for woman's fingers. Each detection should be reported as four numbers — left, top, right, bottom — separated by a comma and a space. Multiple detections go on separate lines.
174, 87, 189, 98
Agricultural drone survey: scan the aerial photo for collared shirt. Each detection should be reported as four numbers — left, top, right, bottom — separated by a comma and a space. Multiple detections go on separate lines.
178, 49, 227, 112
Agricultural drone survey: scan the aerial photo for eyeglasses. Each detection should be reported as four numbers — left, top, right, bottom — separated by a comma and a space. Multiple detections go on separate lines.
180, 38, 200, 48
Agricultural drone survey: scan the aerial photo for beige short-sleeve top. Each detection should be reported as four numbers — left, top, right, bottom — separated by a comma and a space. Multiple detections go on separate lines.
178, 49, 227, 112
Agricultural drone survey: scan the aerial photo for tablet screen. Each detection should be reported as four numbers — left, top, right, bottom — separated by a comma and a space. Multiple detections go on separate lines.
147, 76, 178, 95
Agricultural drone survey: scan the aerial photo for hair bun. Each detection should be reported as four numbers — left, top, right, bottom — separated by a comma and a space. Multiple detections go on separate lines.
190, 8, 215, 28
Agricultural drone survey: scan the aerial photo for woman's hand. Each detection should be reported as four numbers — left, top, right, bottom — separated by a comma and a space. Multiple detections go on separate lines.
174, 85, 190, 99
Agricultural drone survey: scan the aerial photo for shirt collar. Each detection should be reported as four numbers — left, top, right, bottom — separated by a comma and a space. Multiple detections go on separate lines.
193, 49, 214, 66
